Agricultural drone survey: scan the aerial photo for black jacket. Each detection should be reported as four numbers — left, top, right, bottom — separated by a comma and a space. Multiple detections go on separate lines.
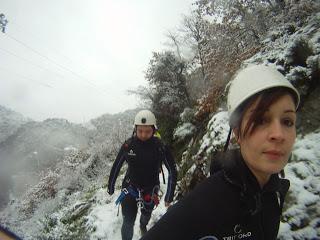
107, 136, 177, 202
140, 149, 290, 240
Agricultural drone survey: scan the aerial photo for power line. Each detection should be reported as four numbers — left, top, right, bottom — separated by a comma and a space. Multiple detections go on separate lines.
0, 65, 53, 88
0, 46, 65, 81
0, 45, 109, 94
9, 20, 91, 76
7, 20, 118, 102
6, 33, 101, 88
2, 31, 110, 97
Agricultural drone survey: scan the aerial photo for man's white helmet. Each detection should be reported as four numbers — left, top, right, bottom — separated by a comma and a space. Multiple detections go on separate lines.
227, 64, 300, 126
134, 110, 156, 126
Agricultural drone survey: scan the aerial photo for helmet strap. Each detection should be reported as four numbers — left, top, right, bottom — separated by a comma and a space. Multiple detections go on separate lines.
223, 127, 232, 152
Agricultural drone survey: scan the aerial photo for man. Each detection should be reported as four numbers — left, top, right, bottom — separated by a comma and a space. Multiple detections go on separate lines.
107, 110, 177, 240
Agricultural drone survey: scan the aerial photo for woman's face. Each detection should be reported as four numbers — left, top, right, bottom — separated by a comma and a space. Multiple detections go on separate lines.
136, 125, 154, 141
236, 94, 297, 186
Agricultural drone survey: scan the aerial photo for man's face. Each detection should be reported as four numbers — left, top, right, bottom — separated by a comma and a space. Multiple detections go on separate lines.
136, 125, 154, 141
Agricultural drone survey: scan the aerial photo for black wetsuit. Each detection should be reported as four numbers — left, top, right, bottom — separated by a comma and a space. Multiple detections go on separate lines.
140, 149, 289, 240
108, 136, 177, 240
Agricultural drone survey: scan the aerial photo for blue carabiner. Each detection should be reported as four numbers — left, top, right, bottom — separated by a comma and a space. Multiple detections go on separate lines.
115, 188, 129, 205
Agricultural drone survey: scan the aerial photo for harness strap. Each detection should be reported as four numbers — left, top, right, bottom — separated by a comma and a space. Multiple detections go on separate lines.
115, 186, 139, 205
115, 185, 160, 211
223, 127, 232, 152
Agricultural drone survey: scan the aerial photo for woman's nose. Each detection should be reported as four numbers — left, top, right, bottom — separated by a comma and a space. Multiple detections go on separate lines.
268, 120, 285, 142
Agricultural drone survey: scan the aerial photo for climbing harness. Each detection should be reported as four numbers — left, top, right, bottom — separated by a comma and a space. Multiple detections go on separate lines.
115, 185, 160, 216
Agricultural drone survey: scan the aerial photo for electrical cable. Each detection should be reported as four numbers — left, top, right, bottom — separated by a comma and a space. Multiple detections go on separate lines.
0, 65, 53, 88
3, 32, 110, 96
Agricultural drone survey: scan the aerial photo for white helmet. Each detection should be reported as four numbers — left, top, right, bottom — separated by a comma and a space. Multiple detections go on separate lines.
227, 64, 300, 126
134, 110, 156, 126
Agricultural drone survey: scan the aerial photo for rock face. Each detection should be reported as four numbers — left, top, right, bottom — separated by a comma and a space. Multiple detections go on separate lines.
298, 85, 320, 135
245, 13, 320, 134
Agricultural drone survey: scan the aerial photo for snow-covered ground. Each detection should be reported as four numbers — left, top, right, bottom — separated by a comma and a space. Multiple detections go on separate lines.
87, 170, 170, 240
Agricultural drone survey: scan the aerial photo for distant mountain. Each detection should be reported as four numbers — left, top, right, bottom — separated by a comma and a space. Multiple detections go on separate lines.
0, 118, 91, 171
0, 108, 140, 238
0, 117, 91, 207
0, 107, 139, 211
90, 108, 138, 142
0, 105, 31, 144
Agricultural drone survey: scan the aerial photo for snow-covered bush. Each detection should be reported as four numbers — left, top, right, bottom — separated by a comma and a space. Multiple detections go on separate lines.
174, 123, 196, 141
19, 170, 59, 217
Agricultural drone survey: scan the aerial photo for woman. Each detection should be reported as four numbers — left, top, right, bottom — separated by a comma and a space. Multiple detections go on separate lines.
140, 64, 300, 240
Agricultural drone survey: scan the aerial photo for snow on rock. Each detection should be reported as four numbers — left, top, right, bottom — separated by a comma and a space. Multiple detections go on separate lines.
278, 131, 320, 240
198, 110, 229, 156
246, 12, 320, 109
64, 146, 78, 151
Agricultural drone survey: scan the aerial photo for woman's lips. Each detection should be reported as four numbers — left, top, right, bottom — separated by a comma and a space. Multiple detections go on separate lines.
263, 150, 284, 160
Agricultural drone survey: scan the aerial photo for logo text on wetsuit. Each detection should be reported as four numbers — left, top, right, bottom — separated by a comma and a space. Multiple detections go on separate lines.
222, 224, 252, 240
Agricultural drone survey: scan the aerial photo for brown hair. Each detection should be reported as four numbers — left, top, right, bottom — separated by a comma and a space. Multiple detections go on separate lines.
234, 87, 297, 139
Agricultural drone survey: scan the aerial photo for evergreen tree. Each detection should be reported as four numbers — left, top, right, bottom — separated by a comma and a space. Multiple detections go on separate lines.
145, 51, 190, 143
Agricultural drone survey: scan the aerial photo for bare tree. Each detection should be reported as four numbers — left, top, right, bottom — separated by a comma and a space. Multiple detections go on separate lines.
165, 31, 183, 61
181, 9, 207, 81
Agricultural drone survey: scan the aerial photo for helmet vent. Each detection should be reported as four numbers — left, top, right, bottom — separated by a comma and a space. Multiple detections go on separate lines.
141, 118, 146, 124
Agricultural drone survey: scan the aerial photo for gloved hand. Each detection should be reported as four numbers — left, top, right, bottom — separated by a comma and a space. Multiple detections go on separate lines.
107, 187, 114, 195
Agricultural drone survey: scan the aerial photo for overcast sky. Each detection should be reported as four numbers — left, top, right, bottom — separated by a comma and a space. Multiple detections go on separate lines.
0, 0, 193, 123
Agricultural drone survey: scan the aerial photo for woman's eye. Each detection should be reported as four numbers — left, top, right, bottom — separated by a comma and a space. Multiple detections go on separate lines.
257, 117, 268, 125
282, 118, 295, 127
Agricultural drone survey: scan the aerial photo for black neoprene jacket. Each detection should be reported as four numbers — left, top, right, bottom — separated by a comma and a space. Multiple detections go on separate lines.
107, 136, 177, 203
140, 149, 290, 240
